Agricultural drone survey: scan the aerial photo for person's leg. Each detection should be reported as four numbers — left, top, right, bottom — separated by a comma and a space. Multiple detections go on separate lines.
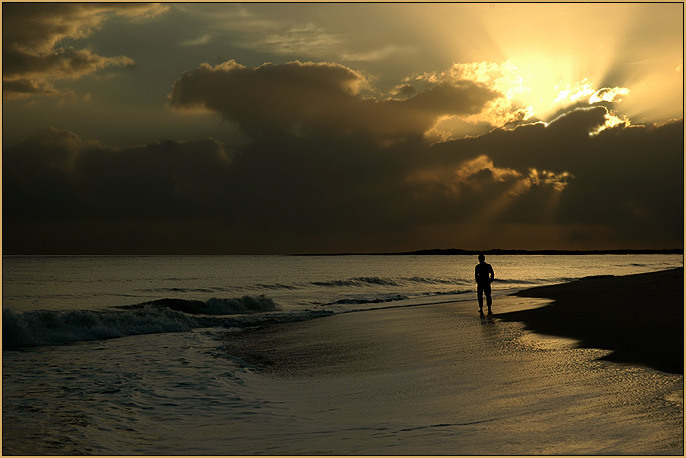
485, 284, 492, 312
477, 285, 484, 311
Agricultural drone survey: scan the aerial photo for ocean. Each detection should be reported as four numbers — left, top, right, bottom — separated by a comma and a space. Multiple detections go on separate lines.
3, 254, 683, 454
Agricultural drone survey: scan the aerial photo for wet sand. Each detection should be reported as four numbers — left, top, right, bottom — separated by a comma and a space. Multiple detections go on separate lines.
228, 268, 684, 376
219, 269, 684, 454
497, 267, 684, 374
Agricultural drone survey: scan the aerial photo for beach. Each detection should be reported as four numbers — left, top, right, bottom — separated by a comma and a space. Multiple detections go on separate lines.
220, 268, 684, 454
3, 256, 683, 455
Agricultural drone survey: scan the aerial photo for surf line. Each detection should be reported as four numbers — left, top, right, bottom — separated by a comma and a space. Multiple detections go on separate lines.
337, 297, 473, 315
332, 286, 529, 316
399, 418, 500, 432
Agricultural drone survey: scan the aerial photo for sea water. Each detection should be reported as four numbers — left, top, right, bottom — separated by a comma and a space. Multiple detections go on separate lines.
3, 254, 683, 454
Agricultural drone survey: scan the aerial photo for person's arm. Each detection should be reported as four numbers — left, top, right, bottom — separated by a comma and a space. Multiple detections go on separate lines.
489, 265, 494, 282
475, 265, 479, 283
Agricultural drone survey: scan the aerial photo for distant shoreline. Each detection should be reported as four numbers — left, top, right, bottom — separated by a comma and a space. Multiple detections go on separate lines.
293, 248, 684, 256
3, 248, 683, 257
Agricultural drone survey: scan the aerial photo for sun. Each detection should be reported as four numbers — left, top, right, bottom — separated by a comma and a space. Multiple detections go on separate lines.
493, 53, 625, 123
423, 53, 635, 143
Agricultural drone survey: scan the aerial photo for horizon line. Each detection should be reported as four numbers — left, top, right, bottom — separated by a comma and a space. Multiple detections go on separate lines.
4, 248, 683, 257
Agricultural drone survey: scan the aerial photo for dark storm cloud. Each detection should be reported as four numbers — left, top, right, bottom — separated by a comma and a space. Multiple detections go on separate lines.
4, 127, 232, 220
2, 3, 167, 98
427, 107, 683, 240
4, 106, 682, 253
168, 60, 499, 139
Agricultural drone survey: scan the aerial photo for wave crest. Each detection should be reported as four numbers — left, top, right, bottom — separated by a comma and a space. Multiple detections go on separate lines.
2, 295, 306, 349
3, 307, 199, 349
118, 295, 280, 315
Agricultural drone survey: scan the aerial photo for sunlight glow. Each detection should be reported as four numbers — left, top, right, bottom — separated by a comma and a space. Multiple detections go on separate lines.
455, 155, 521, 183
497, 56, 634, 123
589, 112, 631, 136
589, 87, 630, 104
421, 55, 637, 142
524, 169, 572, 192
553, 79, 595, 104
470, 170, 570, 229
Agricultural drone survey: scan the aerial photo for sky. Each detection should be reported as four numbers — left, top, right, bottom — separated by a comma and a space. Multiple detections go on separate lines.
2, 2, 684, 254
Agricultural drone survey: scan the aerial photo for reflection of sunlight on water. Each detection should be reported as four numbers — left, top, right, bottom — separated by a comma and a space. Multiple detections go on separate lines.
517, 332, 585, 351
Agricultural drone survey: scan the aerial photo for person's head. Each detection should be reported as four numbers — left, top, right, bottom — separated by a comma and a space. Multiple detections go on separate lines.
478, 254, 485, 263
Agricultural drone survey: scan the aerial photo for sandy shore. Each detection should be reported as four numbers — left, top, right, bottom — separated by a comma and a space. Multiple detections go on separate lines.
498, 267, 684, 374
218, 269, 683, 454
227, 268, 683, 376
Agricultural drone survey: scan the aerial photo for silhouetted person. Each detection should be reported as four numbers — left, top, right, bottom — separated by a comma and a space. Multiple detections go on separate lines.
475, 254, 494, 315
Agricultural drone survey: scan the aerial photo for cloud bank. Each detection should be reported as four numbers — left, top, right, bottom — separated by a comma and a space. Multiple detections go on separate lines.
169, 60, 499, 140
4, 105, 682, 253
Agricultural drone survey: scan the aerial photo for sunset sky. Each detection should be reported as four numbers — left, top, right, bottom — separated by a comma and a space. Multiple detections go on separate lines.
3, 2, 684, 254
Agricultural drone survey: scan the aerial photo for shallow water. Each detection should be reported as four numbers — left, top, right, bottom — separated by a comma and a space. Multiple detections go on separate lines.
3, 329, 264, 455
3, 254, 683, 454
215, 298, 684, 455
5, 254, 682, 313
5, 300, 682, 455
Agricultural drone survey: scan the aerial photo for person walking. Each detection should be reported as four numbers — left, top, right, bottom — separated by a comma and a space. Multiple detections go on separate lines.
475, 254, 494, 315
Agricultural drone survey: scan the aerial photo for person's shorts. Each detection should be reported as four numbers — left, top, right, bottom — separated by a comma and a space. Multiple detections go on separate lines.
477, 283, 491, 295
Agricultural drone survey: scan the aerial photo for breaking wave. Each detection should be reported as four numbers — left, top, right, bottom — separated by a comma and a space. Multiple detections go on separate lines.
3, 295, 332, 349
116, 295, 280, 315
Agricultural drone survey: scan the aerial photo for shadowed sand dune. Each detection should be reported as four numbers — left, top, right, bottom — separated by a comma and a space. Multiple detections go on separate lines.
497, 267, 684, 374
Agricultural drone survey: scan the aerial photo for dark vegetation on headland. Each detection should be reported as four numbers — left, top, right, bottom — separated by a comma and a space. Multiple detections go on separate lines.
293, 248, 684, 256
497, 267, 684, 375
